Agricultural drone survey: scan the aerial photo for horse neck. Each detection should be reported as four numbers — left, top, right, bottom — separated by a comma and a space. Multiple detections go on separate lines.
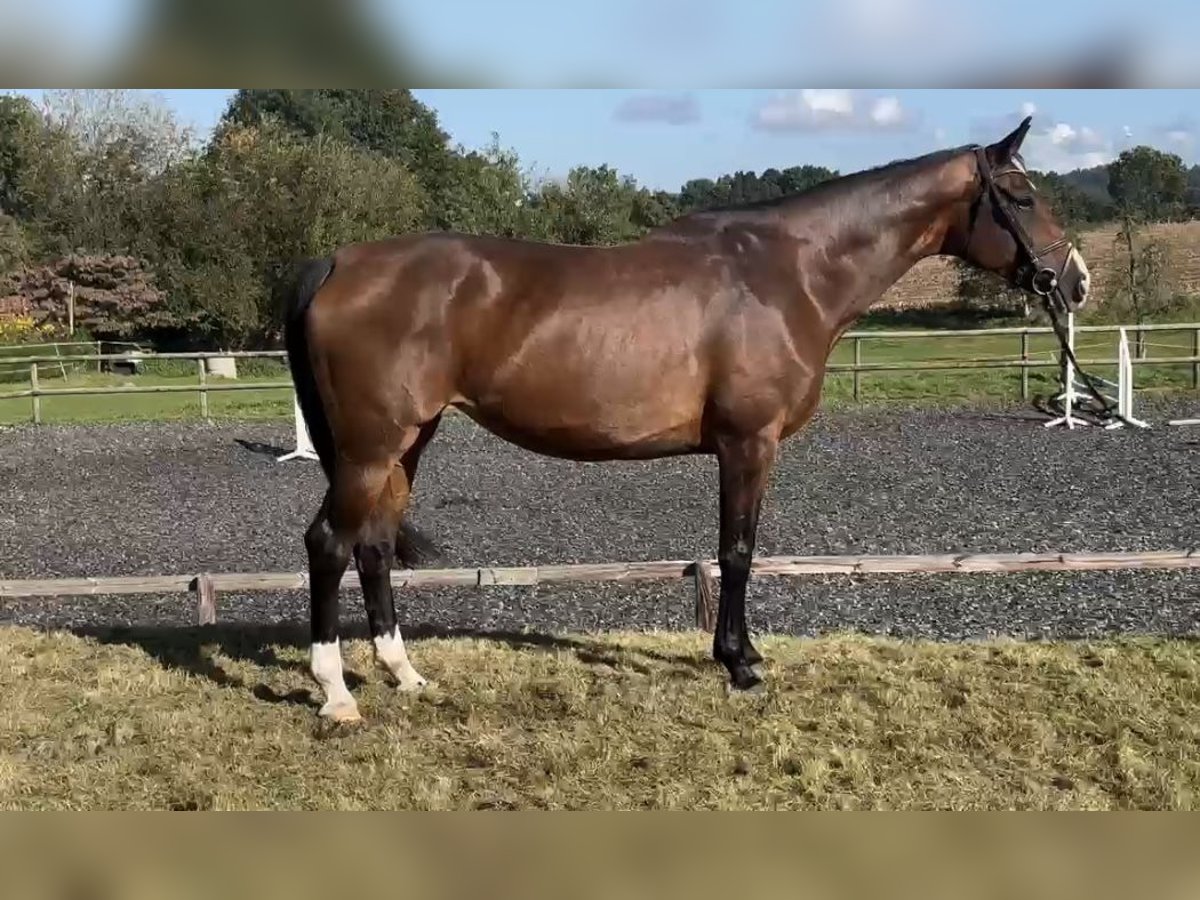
776, 155, 974, 328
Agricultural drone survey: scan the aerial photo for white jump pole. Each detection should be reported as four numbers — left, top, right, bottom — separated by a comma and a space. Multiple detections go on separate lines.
276, 391, 320, 462
1044, 311, 1086, 429
1105, 326, 1149, 430
1045, 313, 1134, 430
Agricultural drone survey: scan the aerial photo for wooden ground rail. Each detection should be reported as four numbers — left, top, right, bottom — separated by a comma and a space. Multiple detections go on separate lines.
1, 549, 1196, 630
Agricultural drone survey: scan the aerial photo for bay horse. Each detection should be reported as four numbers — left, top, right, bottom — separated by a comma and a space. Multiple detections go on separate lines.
282, 115, 1090, 722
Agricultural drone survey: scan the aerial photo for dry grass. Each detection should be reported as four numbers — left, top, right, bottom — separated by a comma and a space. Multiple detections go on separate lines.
882, 220, 1200, 310
1, 624, 1198, 810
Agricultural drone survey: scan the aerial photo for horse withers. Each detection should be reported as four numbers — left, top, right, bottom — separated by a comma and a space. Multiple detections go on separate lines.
282, 115, 1090, 722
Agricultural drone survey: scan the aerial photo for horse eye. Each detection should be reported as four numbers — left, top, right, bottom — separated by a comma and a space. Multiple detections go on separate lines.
1013, 195, 1035, 209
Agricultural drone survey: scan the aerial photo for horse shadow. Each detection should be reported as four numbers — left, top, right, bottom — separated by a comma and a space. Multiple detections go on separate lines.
233, 438, 290, 458
69, 620, 714, 713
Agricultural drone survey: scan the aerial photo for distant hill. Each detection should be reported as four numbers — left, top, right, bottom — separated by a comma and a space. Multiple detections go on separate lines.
1056, 164, 1113, 205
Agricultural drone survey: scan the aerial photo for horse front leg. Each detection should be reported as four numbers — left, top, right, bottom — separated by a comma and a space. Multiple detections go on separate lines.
713, 428, 778, 693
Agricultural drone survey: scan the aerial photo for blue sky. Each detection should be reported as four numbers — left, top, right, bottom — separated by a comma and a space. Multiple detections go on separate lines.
9, 88, 1199, 190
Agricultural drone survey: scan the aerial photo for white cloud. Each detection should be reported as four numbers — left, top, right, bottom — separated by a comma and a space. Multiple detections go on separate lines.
1025, 120, 1112, 171
869, 96, 905, 127
971, 106, 1116, 172
752, 89, 913, 133
1149, 116, 1198, 160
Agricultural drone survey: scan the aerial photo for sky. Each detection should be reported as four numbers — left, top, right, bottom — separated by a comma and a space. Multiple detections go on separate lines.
9, 88, 1200, 191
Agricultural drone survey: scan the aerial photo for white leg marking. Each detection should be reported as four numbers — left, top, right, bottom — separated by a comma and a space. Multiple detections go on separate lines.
374, 626, 428, 691
311, 640, 361, 722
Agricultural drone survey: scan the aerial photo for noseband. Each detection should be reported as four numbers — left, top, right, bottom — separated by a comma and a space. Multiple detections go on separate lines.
969, 147, 1127, 426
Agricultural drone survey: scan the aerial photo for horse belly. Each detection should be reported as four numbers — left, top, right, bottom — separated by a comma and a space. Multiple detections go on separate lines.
455, 358, 708, 461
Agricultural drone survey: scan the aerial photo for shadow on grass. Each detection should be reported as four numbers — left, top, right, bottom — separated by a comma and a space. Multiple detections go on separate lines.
66, 620, 715, 713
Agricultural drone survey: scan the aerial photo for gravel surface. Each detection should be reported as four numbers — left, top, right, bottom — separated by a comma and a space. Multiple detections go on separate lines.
1, 397, 1198, 641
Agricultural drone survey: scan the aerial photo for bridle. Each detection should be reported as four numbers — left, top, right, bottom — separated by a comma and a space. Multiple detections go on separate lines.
969, 145, 1126, 426
970, 146, 1073, 308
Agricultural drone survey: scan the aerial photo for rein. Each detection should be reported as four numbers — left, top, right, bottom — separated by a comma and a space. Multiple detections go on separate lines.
971, 147, 1127, 427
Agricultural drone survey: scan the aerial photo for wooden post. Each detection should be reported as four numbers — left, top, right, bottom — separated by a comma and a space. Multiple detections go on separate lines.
1020, 330, 1030, 401
67, 282, 75, 336
197, 358, 209, 420
30, 363, 40, 425
853, 337, 862, 401
693, 560, 717, 632
194, 574, 217, 625
1192, 327, 1199, 391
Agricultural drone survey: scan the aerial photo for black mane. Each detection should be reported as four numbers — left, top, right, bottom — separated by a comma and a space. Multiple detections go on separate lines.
675, 144, 979, 220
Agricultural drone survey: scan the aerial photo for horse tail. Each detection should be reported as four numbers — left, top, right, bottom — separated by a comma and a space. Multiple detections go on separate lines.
282, 255, 443, 567
283, 256, 337, 483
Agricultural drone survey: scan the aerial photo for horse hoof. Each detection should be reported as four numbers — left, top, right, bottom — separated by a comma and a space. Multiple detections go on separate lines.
396, 677, 431, 693
319, 700, 362, 723
727, 670, 766, 696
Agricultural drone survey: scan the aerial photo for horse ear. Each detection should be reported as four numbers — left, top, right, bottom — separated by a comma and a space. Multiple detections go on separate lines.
990, 115, 1033, 163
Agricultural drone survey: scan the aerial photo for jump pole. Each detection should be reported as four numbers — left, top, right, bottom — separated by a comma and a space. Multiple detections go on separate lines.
1104, 326, 1149, 430
276, 391, 320, 462
1044, 312, 1092, 429
1044, 314, 1141, 429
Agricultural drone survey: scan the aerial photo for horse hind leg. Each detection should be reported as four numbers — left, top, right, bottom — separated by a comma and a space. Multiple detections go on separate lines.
359, 418, 441, 691
356, 479, 427, 692
305, 458, 395, 722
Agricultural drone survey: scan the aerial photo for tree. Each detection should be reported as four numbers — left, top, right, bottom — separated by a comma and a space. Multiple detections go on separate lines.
436, 134, 540, 238
1029, 171, 1112, 226
676, 164, 838, 213
0, 212, 27, 273
776, 164, 839, 195
0, 94, 42, 219
134, 120, 427, 347
1107, 146, 1189, 222
1101, 220, 1179, 350
217, 89, 455, 225
2, 90, 199, 262
530, 165, 646, 246
39, 89, 197, 174
632, 189, 680, 230
4, 255, 174, 340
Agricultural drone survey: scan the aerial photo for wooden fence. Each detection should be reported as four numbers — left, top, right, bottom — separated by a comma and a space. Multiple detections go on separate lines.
1, 323, 1198, 423
2, 549, 1197, 630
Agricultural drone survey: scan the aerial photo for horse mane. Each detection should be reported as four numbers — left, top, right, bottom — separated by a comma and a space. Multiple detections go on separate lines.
670, 144, 980, 223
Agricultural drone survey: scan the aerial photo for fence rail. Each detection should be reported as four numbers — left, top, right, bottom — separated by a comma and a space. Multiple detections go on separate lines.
2, 323, 1198, 423
2, 549, 1197, 628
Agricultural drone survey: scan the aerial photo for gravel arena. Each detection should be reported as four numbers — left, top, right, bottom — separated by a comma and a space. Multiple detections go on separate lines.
1, 397, 1197, 641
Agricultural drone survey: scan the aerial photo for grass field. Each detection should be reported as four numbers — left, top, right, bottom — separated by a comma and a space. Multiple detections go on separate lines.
1, 327, 1196, 425
2, 625, 1197, 810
